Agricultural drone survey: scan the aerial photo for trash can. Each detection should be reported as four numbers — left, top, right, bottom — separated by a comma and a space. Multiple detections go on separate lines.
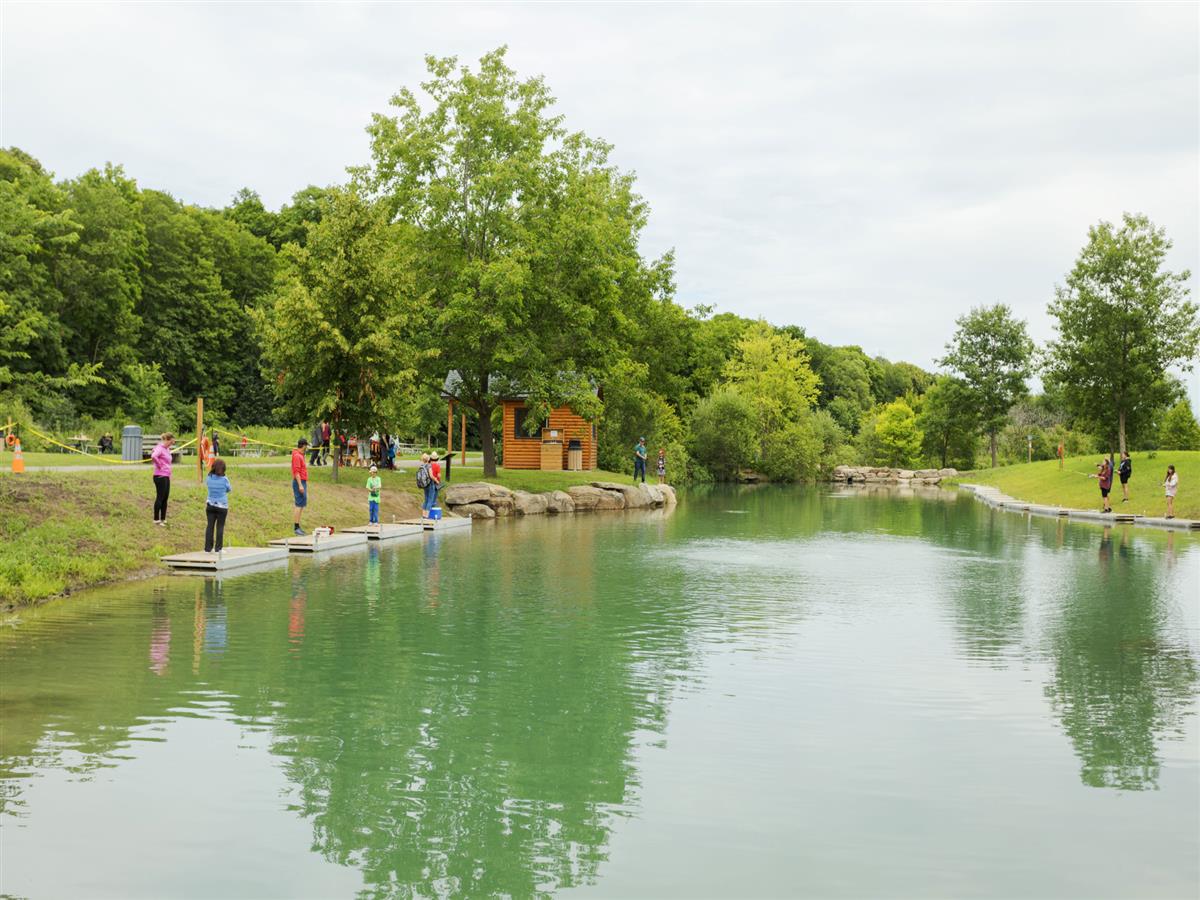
567, 439, 583, 471
121, 425, 142, 462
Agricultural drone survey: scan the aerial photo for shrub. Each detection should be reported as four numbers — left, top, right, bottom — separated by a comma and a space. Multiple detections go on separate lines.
689, 387, 758, 480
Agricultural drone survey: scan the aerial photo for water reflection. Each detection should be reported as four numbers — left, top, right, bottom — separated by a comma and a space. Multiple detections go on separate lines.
0, 488, 1197, 896
1043, 525, 1198, 790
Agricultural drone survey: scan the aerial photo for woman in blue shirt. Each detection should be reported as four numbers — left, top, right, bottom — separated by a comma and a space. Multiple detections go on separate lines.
205, 459, 233, 553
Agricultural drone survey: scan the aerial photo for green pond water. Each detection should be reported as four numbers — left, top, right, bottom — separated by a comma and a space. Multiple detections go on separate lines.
1, 486, 1198, 898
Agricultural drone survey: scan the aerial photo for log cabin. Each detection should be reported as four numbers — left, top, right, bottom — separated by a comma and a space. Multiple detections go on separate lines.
499, 399, 598, 471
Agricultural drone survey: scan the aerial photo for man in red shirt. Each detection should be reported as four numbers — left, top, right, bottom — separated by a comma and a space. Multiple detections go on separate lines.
292, 437, 309, 535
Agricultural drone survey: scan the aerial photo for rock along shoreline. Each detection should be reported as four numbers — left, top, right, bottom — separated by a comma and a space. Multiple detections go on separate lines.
441, 481, 677, 519
829, 465, 958, 486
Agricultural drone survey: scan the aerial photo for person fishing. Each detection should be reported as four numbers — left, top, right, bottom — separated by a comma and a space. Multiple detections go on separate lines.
1118, 450, 1132, 502
1088, 456, 1114, 513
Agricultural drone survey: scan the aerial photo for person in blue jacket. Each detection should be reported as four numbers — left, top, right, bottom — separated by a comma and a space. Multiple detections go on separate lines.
205, 458, 233, 553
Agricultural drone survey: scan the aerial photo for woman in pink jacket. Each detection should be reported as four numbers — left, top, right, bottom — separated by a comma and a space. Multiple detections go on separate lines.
151, 433, 175, 526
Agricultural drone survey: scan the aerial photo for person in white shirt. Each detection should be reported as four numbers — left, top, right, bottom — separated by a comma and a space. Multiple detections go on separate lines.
1162, 465, 1179, 519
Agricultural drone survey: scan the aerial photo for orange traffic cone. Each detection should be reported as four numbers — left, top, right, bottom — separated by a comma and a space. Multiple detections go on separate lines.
11, 440, 24, 474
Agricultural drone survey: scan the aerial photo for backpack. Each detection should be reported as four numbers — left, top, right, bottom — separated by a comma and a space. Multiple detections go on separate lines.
415, 463, 431, 489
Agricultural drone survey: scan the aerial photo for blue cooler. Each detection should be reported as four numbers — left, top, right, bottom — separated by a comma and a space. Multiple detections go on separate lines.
429, 507, 443, 521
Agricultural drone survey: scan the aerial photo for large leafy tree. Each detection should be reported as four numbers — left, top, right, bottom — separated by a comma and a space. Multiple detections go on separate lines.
1158, 399, 1200, 451
361, 48, 668, 476
940, 303, 1034, 467
722, 320, 820, 457
874, 398, 923, 468
56, 165, 147, 415
1046, 214, 1199, 454
917, 375, 977, 469
257, 187, 423, 478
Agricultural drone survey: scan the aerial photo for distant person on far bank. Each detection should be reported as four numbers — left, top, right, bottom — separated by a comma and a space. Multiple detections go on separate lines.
151, 432, 174, 526
292, 437, 309, 535
212, 429, 220, 457
634, 437, 648, 483
321, 420, 332, 464
310, 423, 323, 465
1056, 442, 1064, 470
1118, 451, 1132, 502
657, 447, 666, 484
1089, 456, 1113, 513
1163, 465, 1179, 519
204, 458, 232, 553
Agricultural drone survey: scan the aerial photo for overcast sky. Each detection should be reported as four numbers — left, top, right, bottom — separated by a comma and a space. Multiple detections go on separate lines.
4, 1, 1198, 394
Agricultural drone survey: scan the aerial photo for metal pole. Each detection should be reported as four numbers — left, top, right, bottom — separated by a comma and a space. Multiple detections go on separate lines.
196, 397, 204, 483
447, 401, 454, 457
461, 414, 466, 466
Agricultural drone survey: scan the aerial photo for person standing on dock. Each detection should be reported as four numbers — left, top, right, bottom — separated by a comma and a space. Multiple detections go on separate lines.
292, 437, 309, 536
430, 452, 443, 508
366, 464, 382, 524
1163, 465, 1178, 519
204, 459, 232, 553
151, 433, 174, 526
1089, 456, 1113, 513
1118, 451, 1132, 502
634, 437, 648, 483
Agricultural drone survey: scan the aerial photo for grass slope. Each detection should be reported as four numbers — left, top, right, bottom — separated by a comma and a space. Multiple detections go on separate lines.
0, 463, 631, 605
955, 451, 1200, 520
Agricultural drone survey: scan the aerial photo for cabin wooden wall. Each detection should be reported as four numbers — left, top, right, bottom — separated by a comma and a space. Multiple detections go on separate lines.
501, 400, 597, 470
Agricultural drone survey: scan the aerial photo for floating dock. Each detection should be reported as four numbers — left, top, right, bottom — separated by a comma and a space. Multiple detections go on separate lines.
161, 546, 290, 572
268, 532, 370, 553
344, 523, 426, 541
398, 516, 473, 532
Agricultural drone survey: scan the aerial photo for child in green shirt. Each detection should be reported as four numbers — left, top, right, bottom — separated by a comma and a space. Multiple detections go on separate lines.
366, 465, 382, 524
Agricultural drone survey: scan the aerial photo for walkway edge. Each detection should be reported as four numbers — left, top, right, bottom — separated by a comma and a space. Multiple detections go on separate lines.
957, 483, 1200, 532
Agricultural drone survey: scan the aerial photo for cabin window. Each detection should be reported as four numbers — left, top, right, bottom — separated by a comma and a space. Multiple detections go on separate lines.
513, 407, 545, 439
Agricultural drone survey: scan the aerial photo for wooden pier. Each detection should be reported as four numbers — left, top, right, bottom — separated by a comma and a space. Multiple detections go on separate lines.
344, 523, 426, 541
268, 532, 370, 553
161, 546, 290, 572
399, 516, 473, 532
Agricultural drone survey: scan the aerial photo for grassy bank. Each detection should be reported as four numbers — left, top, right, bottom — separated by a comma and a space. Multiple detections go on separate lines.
0, 464, 630, 605
953, 451, 1200, 520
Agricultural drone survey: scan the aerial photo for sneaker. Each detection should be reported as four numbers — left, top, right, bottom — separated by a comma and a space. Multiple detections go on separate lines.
1122, 498, 1129, 502
294, 526, 306, 536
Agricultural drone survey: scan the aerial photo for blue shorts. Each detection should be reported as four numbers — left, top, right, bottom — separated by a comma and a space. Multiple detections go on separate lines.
292, 478, 307, 508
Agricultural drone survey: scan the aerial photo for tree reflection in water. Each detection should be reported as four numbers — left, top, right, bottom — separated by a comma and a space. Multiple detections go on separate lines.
1043, 526, 1198, 790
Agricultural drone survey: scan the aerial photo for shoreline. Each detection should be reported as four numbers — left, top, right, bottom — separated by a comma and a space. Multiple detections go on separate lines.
957, 482, 1199, 532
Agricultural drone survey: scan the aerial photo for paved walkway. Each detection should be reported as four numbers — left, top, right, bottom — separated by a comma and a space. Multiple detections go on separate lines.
960, 483, 1199, 532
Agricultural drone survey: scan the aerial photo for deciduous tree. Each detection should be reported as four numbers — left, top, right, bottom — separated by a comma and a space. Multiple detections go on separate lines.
940, 303, 1034, 467
1046, 214, 1198, 454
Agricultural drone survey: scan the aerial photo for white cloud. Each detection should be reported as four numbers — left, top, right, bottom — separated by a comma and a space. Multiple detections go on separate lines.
3, 0, 1197, 398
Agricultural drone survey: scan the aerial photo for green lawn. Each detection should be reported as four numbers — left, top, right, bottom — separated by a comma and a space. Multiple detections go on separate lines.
954, 451, 1200, 520
0, 466, 425, 606
479, 468, 633, 494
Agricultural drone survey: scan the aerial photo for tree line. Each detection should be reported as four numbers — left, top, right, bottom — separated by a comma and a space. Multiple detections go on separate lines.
3, 48, 1198, 479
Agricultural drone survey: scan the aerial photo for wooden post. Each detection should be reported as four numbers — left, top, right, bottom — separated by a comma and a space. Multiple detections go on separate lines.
447, 401, 454, 457
196, 397, 204, 484
461, 414, 466, 466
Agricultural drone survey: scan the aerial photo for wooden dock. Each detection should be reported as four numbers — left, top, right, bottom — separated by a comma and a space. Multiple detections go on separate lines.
268, 532, 370, 553
161, 546, 290, 572
398, 516, 473, 532
344, 523, 426, 541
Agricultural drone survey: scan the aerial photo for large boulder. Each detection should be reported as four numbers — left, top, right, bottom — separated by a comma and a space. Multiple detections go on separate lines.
512, 490, 549, 516
638, 483, 665, 506
568, 485, 625, 511
442, 483, 492, 506
658, 484, 678, 506
453, 503, 495, 519
591, 481, 653, 509
486, 494, 516, 517
545, 490, 576, 514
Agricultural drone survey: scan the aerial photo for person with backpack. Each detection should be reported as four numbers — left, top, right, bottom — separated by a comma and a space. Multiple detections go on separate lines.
416, 452, 439, 518
1118, 451, 1132, 502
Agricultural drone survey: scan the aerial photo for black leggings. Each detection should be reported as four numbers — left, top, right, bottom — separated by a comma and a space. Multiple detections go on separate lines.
205, 504, 228, 552
153, 475, 170, 522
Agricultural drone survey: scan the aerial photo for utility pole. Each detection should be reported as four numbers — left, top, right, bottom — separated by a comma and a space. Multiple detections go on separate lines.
196, 397, 204, 483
